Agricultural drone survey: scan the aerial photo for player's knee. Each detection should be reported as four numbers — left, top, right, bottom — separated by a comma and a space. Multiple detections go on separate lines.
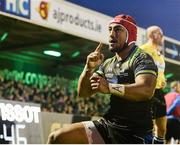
47, 130, 62, 144
47, 132, 57, 144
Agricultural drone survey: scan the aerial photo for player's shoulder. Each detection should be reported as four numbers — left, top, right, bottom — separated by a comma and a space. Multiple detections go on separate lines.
102, 56, 116, 67
129, 46, 154, 65
131, 46, 150, 59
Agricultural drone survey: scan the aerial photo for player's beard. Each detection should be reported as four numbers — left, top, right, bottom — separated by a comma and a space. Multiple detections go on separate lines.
109, 42, 128, 53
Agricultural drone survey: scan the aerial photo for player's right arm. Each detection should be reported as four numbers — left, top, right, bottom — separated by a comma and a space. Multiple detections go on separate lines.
77, 43, 104, 98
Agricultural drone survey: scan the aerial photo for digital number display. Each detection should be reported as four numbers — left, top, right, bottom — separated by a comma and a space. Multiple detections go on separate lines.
0, 124, 27, 144
0, 102, 41, 144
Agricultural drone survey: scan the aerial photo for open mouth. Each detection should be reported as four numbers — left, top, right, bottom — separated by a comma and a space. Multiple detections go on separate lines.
109, 40, 117, 47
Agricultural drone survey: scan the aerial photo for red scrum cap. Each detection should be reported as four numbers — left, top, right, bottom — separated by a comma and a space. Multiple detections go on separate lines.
109, 14, 137, 46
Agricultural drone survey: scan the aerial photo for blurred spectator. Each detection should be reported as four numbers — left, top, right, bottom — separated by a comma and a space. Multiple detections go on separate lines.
164, 81, 180, 144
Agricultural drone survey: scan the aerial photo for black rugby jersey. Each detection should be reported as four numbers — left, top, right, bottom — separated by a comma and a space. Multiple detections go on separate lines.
96, 45, 158, 133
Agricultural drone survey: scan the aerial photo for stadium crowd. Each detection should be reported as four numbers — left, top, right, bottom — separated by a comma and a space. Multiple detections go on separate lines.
0, 75, 109, 117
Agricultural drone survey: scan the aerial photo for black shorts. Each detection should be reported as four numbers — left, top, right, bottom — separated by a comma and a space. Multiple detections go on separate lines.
151, 89, 167, 119
93, 119, 152, 144
166, 118, 180, 140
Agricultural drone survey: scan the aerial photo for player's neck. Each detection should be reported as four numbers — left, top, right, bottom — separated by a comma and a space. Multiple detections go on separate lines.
116, 44, 135, 61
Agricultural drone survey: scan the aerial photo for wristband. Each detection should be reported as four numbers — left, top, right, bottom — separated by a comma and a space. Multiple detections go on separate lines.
109, 83, 125, 96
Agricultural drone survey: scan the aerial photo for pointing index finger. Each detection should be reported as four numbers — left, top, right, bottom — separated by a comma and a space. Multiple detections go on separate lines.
94, 43, 103, 52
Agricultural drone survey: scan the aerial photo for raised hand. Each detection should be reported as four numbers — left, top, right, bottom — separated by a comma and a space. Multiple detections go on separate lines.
86, 43, 104, 70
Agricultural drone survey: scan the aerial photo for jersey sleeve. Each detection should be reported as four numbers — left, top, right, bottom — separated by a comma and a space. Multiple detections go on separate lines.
132, 52, 158, 78
95, 58, 111, 77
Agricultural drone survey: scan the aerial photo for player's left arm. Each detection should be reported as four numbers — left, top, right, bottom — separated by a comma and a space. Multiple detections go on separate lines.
119, 73, 157, 101
91, 73, 156, 101
90, 52, 158, 101
120, 52, 158, 101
